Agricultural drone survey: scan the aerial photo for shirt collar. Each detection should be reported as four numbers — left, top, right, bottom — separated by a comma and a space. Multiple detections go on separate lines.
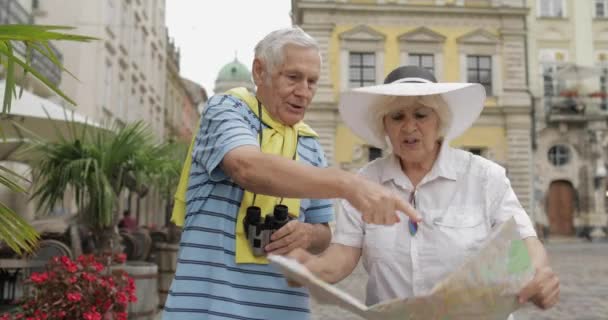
379, 144, 458, 190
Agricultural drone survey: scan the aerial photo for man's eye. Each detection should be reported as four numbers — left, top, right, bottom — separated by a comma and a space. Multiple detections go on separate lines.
414, 112, 428, 119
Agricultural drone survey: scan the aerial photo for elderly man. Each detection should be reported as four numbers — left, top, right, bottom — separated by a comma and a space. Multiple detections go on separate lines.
163, 27, 418, 320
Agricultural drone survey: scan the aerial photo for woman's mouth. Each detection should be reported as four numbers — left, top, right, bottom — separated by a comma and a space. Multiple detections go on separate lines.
404, 138, 419, 145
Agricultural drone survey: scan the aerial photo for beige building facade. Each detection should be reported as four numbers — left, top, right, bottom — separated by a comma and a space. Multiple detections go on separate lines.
529, 0, 608, 239
34, 0, 168, 138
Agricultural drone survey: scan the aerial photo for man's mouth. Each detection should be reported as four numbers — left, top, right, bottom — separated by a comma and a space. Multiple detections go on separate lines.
288, 103, 305, 111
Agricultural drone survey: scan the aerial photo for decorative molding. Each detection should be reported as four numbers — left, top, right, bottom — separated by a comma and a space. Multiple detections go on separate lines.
339, 24, 386, 42
398, 27, 446, 43
457, 29, 499, 45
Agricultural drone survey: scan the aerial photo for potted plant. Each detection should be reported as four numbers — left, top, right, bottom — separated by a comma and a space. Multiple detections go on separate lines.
28, 121, 175, 253
559, 89, 579, 98
589, 91, 608, 98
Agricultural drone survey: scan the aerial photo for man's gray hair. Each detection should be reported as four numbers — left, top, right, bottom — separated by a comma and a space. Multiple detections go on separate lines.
254, 26, 321, 74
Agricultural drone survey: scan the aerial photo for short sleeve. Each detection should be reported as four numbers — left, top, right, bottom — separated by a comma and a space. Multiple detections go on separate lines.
192, 95, 259, 181
331, 199, 365, 248
302, 139, 334, 224
487, 164, 537, 239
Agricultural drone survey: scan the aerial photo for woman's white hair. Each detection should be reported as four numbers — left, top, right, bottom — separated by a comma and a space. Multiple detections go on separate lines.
371, 94, 453, 146
254, 26, 321, 76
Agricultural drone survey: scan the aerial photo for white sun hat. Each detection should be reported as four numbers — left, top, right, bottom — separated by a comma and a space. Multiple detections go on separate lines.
339, 66, 486, 148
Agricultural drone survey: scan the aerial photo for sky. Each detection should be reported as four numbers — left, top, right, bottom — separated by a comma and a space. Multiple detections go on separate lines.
165, 0, 293, 96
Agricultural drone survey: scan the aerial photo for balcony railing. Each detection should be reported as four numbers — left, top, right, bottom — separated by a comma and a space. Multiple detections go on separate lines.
0, 0, 63, 87
546, 95, 608, 122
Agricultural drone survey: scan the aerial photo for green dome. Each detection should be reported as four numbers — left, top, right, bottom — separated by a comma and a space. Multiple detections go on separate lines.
217, 58, 252, 82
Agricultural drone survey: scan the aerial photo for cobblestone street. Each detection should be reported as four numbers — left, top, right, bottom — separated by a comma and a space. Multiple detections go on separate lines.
311, 240, 608, 320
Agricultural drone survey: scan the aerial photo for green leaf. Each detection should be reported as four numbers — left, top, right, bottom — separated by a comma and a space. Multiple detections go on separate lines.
0, 164, 29, 194
0, 202, 39, 255
0, 43, 76, 107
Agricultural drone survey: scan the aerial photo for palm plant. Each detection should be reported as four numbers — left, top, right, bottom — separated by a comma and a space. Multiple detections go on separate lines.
0, 24, 95, 254
30, 121, 178, 252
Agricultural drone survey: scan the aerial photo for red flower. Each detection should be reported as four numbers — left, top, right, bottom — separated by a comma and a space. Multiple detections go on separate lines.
67, 292, 82, 302
114, 253, 127, 264
83, 311, 101, 320
1, 254, 136, 320
30, 272, 48, 284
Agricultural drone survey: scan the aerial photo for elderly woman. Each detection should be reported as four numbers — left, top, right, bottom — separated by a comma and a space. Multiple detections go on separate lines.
288, 66, 559, 317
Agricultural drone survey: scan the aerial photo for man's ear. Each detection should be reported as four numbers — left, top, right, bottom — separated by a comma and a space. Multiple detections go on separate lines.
252, 58, 265, 85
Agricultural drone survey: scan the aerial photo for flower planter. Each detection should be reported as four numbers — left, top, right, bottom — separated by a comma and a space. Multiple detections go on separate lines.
154, 243, 178, 309
113, 261, 158, 319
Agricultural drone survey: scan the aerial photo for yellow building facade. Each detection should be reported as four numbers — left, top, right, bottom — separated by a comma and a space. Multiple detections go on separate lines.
293, 0, 533, 211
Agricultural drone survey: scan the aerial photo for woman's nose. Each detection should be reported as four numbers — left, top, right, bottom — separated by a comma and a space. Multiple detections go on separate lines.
401, 117, 417, 132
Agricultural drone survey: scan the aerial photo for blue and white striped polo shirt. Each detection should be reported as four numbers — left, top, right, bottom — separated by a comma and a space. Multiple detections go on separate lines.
163, 94, 334, 320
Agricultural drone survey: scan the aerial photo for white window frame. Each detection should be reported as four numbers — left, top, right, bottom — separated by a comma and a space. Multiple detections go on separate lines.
398, 27, 445, 81
466, 55, 493, 96
407, 53, 436, 75
339, 25, 385, 90
538, 49, 568, 97
595, 0, 608, 18
457, 29, 500, 97
348, 52, 377, 88
537, 0, 565, 18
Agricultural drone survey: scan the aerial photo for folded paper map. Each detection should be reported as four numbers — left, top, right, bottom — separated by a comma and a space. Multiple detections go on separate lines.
269, 217, 534, 320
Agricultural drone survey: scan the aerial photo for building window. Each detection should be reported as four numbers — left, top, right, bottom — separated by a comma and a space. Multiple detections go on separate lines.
539, 0, 564, 17
541, 64, 565, 97
349, 52, 375, 88
467, 55, 492, 95
600, 68, 608, 109
104, 61, 113, 109
466, 147, 486, 157
368, 147, 382, 162
548, 145, 570, 166
596, 0, 608, 17
106, 0, 115, 27
408, 53, 434, 75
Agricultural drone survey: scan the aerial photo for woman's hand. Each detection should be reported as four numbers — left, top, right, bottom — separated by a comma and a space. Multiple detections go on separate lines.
346, 176, 420, 225
284, 248, 318, 287
518, 266, 560, 309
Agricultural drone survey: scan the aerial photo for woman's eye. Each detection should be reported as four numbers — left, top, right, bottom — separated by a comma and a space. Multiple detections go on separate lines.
414, 112, 428, 119
390, 113, 404, 120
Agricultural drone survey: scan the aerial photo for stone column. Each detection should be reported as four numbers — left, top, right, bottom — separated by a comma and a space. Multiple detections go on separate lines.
505, 111, 533, 213
588, 121, 608, 240
301, 23, 339, 166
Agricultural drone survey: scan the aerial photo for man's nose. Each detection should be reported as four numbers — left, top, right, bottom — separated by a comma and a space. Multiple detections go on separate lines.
294, 80, 313, 99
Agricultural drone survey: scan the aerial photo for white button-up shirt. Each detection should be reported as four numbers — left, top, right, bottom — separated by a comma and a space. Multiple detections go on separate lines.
332, 146, 536, 308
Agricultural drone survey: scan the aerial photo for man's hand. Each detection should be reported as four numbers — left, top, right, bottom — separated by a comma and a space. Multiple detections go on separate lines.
518, 266, 560, 309
347, 176, 420, 225
265, 220, 313, 255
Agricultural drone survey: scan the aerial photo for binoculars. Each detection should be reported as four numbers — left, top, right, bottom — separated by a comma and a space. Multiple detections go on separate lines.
243, 204, 293, 256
